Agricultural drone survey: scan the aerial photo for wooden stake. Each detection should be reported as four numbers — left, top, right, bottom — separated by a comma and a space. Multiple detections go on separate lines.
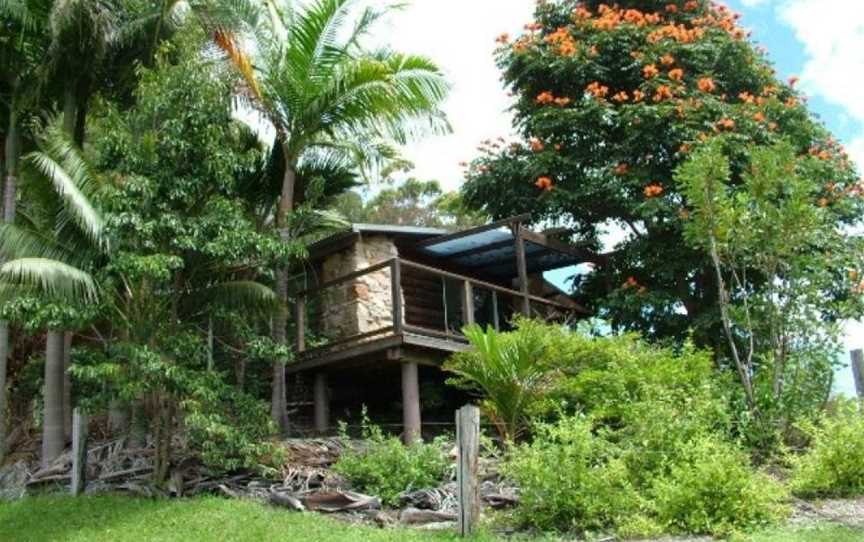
456, 405, 480, 537
851, 349, 864, 400
71, 408, 88, 496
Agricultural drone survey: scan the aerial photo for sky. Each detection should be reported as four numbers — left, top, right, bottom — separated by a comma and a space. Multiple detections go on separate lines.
376, 0, 864, 395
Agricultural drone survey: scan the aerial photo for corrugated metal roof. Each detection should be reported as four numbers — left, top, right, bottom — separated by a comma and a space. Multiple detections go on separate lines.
350, 223, 448, 236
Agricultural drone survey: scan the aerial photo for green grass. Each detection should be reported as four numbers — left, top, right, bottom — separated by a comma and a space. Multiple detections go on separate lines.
0, 496, 862, 542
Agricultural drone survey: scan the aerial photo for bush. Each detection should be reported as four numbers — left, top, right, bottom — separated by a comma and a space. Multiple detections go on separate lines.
503, 414, 641, 533
790, 401, 864, 497
333, 416, 449, 506
652, 435, 788, 535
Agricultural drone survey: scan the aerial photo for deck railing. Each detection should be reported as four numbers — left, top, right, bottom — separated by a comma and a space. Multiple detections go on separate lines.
293, 257, 574, 355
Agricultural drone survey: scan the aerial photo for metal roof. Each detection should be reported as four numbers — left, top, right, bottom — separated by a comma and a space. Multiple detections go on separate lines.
349, 223, 448, 236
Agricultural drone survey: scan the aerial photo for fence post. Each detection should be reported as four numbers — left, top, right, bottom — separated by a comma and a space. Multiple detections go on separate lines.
456, 405, 480, 537
71, 408, 88, 496
851, 349, 864, 400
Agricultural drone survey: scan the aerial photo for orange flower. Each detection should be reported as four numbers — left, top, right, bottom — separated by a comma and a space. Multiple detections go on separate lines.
753, 111, 766, 122
661, 53, 675, 66
554, 97, 572, 106
495, 33, 510, 44
586, 81, 610, 99
679, 143, 691, 153
530, 137, 545, 152
668, 68, 684, 81
535, 176, 554, 191
644, 183, 664, 197
622, 276, 639, 289
614, 163, 629, 175
738, 92, 755, 104
697, 77, 716, 93
716, 118, 735, 131
536, 91, 555, 105
573, 6, 593, 20
785, 96, 798, 107
654, 85, 674, 102
643, 64, 660, 78
632, 89, 646, 102
665, 3, 678, 13
612, 91, 630, 103
684, 1, 698, 11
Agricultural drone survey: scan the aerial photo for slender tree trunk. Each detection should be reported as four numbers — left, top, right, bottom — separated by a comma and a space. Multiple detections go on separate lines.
270, 160, 296, 436
42, 331, 66, 467
63, 332, 73, 442
0, 101, 20, 462
108, 399, 129, 435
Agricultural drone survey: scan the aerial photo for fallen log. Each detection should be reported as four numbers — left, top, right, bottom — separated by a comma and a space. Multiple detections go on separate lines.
399, 507, 458, 525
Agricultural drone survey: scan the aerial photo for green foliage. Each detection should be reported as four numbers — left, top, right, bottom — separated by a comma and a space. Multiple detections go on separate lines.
503, 414, 642, 533
652, 434, 788, 535
333, 414, 449, 506
789, 401, 864, 498
461, 321, 787, 536
445, 321, 559, 442
675, 138, 859, 447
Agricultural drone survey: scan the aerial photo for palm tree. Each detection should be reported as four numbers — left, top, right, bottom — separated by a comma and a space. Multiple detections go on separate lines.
0, 122, 105, 466
0, 0, 53, 461
218, 0, 450, 433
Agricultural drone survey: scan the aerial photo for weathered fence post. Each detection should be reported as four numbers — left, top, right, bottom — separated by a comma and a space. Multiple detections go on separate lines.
851, 349, 864, 400
71, 408, 88, 496
456, 404, 480, 537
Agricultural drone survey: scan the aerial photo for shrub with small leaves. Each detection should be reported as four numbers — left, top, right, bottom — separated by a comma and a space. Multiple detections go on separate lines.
790, 400, 864, 498
333, 414, 450, 506
652, 434, 788, 535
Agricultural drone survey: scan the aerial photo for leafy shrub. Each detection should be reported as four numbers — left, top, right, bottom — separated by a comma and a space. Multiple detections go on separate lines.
333, 416, 449, 506
790, 400, 864, 497
652, 435, 788, 535
503, 414, 641, 532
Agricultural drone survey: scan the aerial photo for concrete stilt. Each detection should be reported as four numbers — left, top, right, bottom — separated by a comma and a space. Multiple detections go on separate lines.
401, 362, 421, 444
313, 372, 329, 434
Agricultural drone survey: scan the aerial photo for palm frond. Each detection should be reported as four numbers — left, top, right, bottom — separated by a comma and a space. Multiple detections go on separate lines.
0, 224, 70, 263
0, 257, 99, 303
26, 125, 107, 250
200, 280, 279, 315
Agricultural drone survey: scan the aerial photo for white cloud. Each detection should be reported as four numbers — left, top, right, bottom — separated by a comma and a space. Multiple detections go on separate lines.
379, 0, 534, 191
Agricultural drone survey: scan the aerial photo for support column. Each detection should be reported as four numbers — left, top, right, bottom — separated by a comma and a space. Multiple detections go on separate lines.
401, 361, 421, 445
512, 223, 531, 316
313, 372, 329, 434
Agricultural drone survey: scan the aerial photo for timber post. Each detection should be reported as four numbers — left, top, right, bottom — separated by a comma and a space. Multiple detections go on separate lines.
512, 223, 531, 316
456, 404, 480, 537
313, 372, 329, 434
391, 258, 403, 334
71, 408, 88, 496
401, 361, 421, 444
851, 349, 864, 400
461, 280, 475, 327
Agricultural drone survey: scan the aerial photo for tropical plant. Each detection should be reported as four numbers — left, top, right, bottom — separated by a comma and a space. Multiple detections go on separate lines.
445, 321, 554, 443
217, 0, 450, 433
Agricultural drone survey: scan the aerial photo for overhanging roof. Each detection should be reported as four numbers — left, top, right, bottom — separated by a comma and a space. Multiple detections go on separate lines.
412, 215, 591, 280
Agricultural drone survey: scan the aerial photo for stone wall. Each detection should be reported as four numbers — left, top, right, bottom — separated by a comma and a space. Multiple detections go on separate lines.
318, 235, 402, 341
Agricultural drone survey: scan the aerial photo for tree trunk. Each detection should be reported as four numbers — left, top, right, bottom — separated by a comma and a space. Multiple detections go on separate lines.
270, 160, 296, 436
42, 331, 66, 467
63, 332, 73, 442
0, 103, 20, 462
108, 399, 129, 435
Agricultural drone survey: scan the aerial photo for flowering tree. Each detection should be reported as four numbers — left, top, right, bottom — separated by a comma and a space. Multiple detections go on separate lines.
462, 0, 864, 351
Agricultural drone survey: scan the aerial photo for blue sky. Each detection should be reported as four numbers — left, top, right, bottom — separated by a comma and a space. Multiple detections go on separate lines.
380, 0, 863, 396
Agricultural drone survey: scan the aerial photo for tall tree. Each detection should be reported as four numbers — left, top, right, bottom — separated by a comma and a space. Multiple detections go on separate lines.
462, 0, 862, 347
219, 0, 450, 433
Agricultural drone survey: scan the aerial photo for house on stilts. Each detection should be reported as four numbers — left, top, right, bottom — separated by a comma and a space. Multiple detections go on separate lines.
288, 215, 595, 442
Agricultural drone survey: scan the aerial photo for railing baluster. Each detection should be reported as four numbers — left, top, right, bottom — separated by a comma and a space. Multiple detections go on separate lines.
391, 258, 403, 334
461, 280, 475, 327
492, 291, 500, 331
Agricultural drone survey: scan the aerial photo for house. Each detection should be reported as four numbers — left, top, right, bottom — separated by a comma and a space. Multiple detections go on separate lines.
288, 215, 594, 442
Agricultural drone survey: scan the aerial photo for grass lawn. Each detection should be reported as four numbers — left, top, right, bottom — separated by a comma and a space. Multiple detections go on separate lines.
0, 496, 862, 542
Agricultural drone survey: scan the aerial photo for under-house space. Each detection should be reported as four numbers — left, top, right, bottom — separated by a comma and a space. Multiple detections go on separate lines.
288, 215, 593, 441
